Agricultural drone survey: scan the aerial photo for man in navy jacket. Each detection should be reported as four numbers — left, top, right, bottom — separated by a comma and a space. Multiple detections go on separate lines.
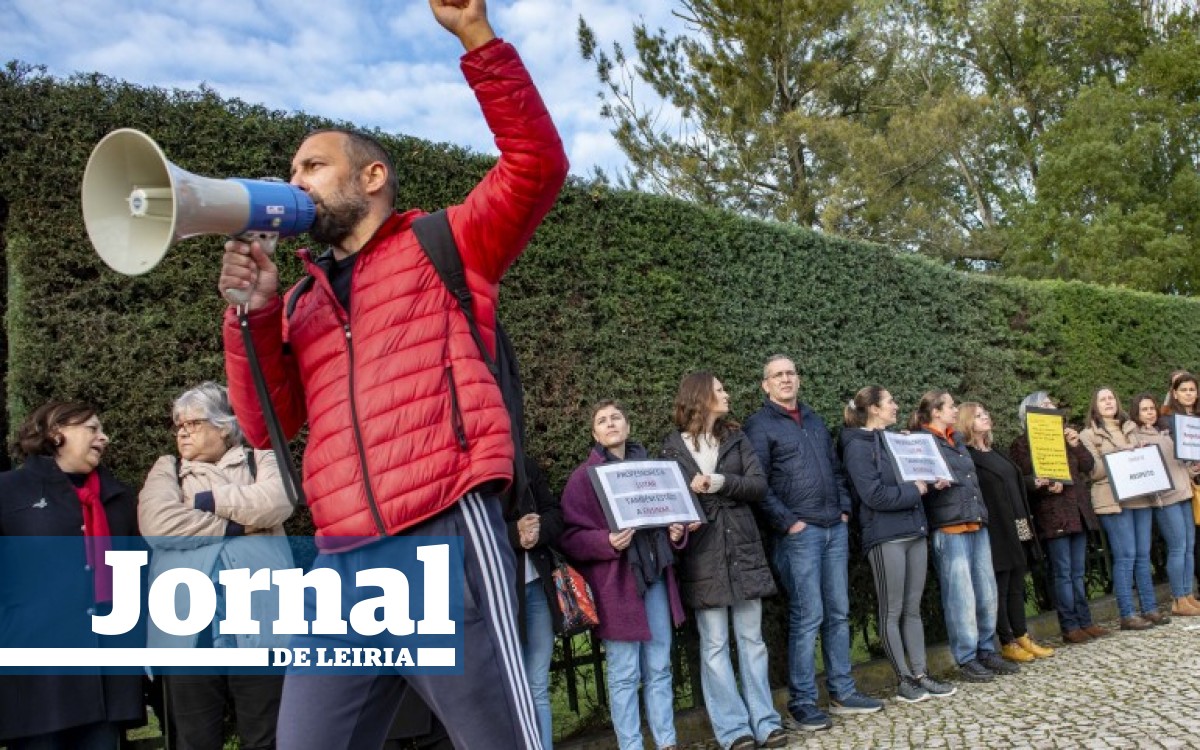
744, 355, 883, 731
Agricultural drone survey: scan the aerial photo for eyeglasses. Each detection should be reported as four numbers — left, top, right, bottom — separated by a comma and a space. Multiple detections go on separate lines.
173, 419, 208, 436
766, 370, 797, 381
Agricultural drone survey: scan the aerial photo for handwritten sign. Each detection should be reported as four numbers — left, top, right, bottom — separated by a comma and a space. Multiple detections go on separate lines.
1103, 445, 1174, 503
881, 432, 954, 483
1174, 414, 1200, 462
1024, 407, 1073, 483
588, 460, 704, 532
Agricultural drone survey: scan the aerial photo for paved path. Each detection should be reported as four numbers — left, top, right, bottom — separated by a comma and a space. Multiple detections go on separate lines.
687, 619, 1200, 749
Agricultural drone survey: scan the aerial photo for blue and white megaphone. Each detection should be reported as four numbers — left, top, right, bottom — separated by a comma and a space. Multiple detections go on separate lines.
81, 128, 314, 303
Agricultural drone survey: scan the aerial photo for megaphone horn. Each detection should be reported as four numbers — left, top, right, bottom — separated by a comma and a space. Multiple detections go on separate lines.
81, 128, 315, 290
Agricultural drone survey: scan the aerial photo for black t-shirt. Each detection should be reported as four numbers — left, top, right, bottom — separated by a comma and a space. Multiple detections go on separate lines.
325, 252, 359, 313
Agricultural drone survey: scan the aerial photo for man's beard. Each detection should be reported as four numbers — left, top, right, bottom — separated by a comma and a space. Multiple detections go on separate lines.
309, 186, 370, 247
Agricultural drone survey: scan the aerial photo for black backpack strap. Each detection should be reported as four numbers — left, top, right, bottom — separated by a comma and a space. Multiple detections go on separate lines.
245, 448, 257, 480
286, 276, 315, 321
411, 210, 498, 378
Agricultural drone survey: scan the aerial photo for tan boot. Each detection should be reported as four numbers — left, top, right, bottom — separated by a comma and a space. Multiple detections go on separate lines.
1016, 634, 1055, 658
1001, 641, 1035, 662
1172, 597, 1200, 616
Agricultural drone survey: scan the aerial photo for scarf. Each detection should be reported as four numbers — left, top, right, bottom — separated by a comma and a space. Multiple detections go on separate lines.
73, 471, 114, 603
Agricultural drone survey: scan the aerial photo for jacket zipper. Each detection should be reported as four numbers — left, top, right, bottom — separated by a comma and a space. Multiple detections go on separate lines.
445, 359, 470, 450
345, 324, 386, 535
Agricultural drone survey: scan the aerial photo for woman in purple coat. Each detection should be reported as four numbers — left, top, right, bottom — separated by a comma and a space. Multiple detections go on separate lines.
560, 399, 690, 750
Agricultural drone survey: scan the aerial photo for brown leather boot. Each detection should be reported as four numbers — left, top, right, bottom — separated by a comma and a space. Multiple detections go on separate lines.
1120, 615, 1153, 630
1082, 624, 1111, 638
1062, 628, 1092, 644
1172, 597, 1200, 616
1142, 610, 1171, 626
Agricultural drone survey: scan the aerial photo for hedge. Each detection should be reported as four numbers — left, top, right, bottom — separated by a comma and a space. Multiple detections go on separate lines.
3, 60, 1200, 715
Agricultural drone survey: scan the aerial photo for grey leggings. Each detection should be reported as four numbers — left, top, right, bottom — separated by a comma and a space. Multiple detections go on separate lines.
868, 536, 929, 679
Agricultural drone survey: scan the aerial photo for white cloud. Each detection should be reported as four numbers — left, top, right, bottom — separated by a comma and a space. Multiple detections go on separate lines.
2, 0, 692, 180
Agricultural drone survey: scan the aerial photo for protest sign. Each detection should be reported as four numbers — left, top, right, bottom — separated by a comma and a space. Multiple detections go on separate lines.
1024, 407, 1073, 483
881, 432, 954, 483
588, 460, 704, 532
1103, 445, 1174, 503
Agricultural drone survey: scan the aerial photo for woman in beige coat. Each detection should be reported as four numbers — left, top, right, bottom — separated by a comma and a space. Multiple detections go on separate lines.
1079, 387, 1167, 631
1130, 392, 1200, 616
139, 382, 294, 750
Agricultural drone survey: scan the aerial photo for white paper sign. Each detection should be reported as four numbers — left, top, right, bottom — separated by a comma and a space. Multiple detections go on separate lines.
881, 432, 955, 483
1174, 414, 1200, 462
1103, 445, 1174, 502
587, 460, 704, 532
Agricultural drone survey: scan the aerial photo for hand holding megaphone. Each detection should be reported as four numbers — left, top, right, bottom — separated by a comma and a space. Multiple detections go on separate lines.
81, 129, 314, 306
220, 235, 280, 309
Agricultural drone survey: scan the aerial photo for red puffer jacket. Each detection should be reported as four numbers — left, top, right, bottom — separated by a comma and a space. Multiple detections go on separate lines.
223, 39, 568, 548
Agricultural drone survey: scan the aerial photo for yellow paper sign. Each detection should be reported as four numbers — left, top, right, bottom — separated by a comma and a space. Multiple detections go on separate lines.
1025, 408, 1073, 483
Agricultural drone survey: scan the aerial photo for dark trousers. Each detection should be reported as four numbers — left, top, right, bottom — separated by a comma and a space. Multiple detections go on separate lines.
275, 493, 542, 750
167, 674, 284, 750
7, 721, 122, 750
994, 566, 1028, 643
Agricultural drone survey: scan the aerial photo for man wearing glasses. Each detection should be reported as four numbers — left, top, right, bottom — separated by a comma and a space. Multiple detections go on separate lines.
744, 355, 883, 732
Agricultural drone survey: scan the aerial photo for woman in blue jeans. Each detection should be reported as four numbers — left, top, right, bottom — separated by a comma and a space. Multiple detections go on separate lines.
560, 400, 691, 750
507, 456, 567, 749
910, 389, 1014, 683
661, 373, 787, 750
1080, 387, 1168, 630
1010, 392, 1108, 644
1129, 392, 1200, 617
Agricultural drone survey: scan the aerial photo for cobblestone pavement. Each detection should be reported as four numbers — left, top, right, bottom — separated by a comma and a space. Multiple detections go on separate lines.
679, 620, 1200, 749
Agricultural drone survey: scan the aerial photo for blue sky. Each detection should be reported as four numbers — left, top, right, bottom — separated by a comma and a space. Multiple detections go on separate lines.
1, 0, 684, 179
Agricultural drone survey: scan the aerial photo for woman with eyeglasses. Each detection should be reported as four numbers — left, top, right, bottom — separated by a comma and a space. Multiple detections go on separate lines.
138, 382, 295, 750
957, 403, 1052, 664
1079, 387, 1167, 631
0, 401, 146, 750
1009, 392, 1107, 644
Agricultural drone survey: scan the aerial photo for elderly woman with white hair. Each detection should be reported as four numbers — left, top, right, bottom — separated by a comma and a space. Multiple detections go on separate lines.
138, 381, 295, 750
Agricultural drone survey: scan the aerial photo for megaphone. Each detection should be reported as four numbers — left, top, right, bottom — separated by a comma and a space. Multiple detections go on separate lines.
81, 128, 314, 300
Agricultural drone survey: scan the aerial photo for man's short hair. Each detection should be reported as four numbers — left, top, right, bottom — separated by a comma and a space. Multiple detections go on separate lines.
304, 128, 399, 204
762, 353, 793, 380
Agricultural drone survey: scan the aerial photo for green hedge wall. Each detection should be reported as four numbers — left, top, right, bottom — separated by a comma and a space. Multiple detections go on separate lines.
4, 61, 1200, 693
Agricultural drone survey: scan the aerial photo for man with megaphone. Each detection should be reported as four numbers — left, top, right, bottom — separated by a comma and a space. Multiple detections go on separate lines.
217, 1, 568, 748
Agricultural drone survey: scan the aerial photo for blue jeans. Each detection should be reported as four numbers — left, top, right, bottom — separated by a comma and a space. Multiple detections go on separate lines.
930, 527, 998, 665
772, 521, 855, 712
1100, 508, 1157, 617
695, 600, 782, 748
1155, 502, 1194, 598
604, 579, 676, 750
524, 578, 555, 749
1044, 533, 1093, 632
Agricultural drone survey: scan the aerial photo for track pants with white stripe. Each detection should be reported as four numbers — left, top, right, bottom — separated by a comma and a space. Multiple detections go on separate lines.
275, 492, 543, 750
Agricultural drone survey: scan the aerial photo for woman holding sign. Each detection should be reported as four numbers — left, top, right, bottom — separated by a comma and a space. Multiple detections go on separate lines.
957, 403, 1053, 664
910, 390, 1014, 683
560, 400, 690, 750
841, 386, 955, 703
1130, 392, 1200, 617
661, 373, 788, 750
1009, 392, 1106, 644
1079, 387, 1166, 630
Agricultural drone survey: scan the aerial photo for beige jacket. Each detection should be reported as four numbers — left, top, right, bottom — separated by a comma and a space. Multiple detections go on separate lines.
139, 445, 292, 537
1133, 425, 1193, 506
1081, 420, 1157, 514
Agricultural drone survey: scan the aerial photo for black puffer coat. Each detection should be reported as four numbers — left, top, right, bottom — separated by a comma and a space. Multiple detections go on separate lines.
661, 430, 776, 609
